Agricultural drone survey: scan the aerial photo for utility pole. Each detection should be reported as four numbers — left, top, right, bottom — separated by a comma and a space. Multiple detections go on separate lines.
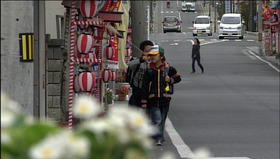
209, 2, 211, 16
214, 1, 217, 33
131, 1, 148, 57
249, 0, 254, 31
33, 1, 46, 118
257, 0, 263, 55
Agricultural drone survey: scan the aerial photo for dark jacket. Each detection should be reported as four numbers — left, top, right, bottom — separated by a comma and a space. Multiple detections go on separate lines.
192, 44, 200, 58
126, 56, 148, 88
141, 61, 181, 105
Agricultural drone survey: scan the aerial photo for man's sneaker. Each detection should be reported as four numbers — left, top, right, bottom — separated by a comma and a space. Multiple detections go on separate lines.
155, 140, 162, 146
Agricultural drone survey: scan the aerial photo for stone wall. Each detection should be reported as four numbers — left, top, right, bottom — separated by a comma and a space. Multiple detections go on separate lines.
46, 35, 68, 122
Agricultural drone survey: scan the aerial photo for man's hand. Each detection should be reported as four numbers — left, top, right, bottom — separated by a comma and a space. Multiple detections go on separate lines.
141, 104, 147, 109
165, 75, 171, 83
142, 55, 150, 61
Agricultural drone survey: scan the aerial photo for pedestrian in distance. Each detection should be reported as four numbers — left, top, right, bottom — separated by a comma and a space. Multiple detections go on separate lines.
167, 0, 170, 8
191, 38, 204, 74
141, 45, 181, 146
126, 40, 154, 108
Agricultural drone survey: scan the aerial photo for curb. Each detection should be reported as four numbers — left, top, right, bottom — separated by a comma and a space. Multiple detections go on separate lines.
248, 50, 280, 69
245, 31, 259, 36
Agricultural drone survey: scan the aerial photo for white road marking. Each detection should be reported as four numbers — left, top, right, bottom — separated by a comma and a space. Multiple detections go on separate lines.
161, 11, 164, 13
171, 11, 174, 13
242, 50, 257, 60
248, 51, 280, 72
169, 43, 179, 46
166, 117, 251, 159
166, 11, 169, 13
165, 117, 196, 158
222, 39, 230, 41
235, 39, 242, 41
247, 40, 254, 42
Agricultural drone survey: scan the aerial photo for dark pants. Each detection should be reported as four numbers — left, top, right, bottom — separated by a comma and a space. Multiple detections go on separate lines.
128, 87, 142, 107
148, 98, 170, 142
192, 57, 204, 73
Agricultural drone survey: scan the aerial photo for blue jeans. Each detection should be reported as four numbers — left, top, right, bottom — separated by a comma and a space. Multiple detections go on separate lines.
149, 100, 170, 142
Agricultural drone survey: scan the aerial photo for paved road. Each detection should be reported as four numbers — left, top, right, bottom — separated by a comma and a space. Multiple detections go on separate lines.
149, 1, 279, 159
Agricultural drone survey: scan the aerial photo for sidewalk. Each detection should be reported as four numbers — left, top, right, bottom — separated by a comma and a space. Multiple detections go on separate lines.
245, 31, 280, 67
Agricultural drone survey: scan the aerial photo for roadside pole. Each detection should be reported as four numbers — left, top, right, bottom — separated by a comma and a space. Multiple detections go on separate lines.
33, 1, 46, 119
257, 1, 263, 56
214, 1, 217, 33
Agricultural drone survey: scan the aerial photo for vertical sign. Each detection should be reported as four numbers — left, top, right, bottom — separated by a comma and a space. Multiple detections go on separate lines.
19, 33, 34, 62
225, 0, 230, 13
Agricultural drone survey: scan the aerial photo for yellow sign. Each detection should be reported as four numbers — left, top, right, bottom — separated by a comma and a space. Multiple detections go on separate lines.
19, 33, 34, 62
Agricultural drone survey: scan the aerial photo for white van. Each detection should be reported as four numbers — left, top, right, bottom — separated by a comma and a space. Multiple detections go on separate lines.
218, 13, 244, 39
192, 16, 212, 36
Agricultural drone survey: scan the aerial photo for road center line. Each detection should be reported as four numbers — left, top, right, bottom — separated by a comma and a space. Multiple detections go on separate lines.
248, 51, 280, 72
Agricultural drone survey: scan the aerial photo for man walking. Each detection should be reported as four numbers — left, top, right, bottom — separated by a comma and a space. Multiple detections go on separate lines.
126, 40, 154, 107
141, 45, 181, 146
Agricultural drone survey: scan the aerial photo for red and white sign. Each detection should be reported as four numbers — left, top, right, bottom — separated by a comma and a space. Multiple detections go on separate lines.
78, 72, 96, 92
111, 71, 116, 81
77, 34, 94, 54
125, 48, 131, 57
105, 46, 115, 60
101, 69, 112, 83
80, 0, 98, 18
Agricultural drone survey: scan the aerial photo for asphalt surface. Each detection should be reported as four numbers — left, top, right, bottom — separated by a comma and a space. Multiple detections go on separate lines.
149, 1, 279, 159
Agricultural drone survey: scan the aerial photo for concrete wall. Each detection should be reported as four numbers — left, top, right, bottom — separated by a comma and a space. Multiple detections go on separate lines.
1, 1, 34, 114
46, 1, 65, 39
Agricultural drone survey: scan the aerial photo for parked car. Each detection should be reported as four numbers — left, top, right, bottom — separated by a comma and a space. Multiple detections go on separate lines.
218, 13, 245, 39
192, 15, 212, 36
162, 16, 182, 33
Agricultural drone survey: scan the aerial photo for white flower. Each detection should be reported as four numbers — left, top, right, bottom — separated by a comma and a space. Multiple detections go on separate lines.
29, 137, 64, 159
106, 105, 130, 128
28, 132, 70, 159
82, 119, 112, 135
1, 93, 21, 114
133, 133, 153, 149
193, 147, 213, 158
113, 127, 131, 144
128, 110, 155, 136
65, 134, 90, 158
73, 95, 102, 119
160, 152, 176, 159
1, 111, 16, 128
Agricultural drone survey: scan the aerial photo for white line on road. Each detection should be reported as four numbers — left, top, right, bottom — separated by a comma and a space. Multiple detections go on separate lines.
165, 117, 195, 158
169, 43, 179, 46
235, 40, 242, 41
166, 11, 169, 13
171, 11, 174, 13
166, 117, 251, 159
247, 40, 254, 42
248, 51, 280, 72
242, 50, 257, 60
